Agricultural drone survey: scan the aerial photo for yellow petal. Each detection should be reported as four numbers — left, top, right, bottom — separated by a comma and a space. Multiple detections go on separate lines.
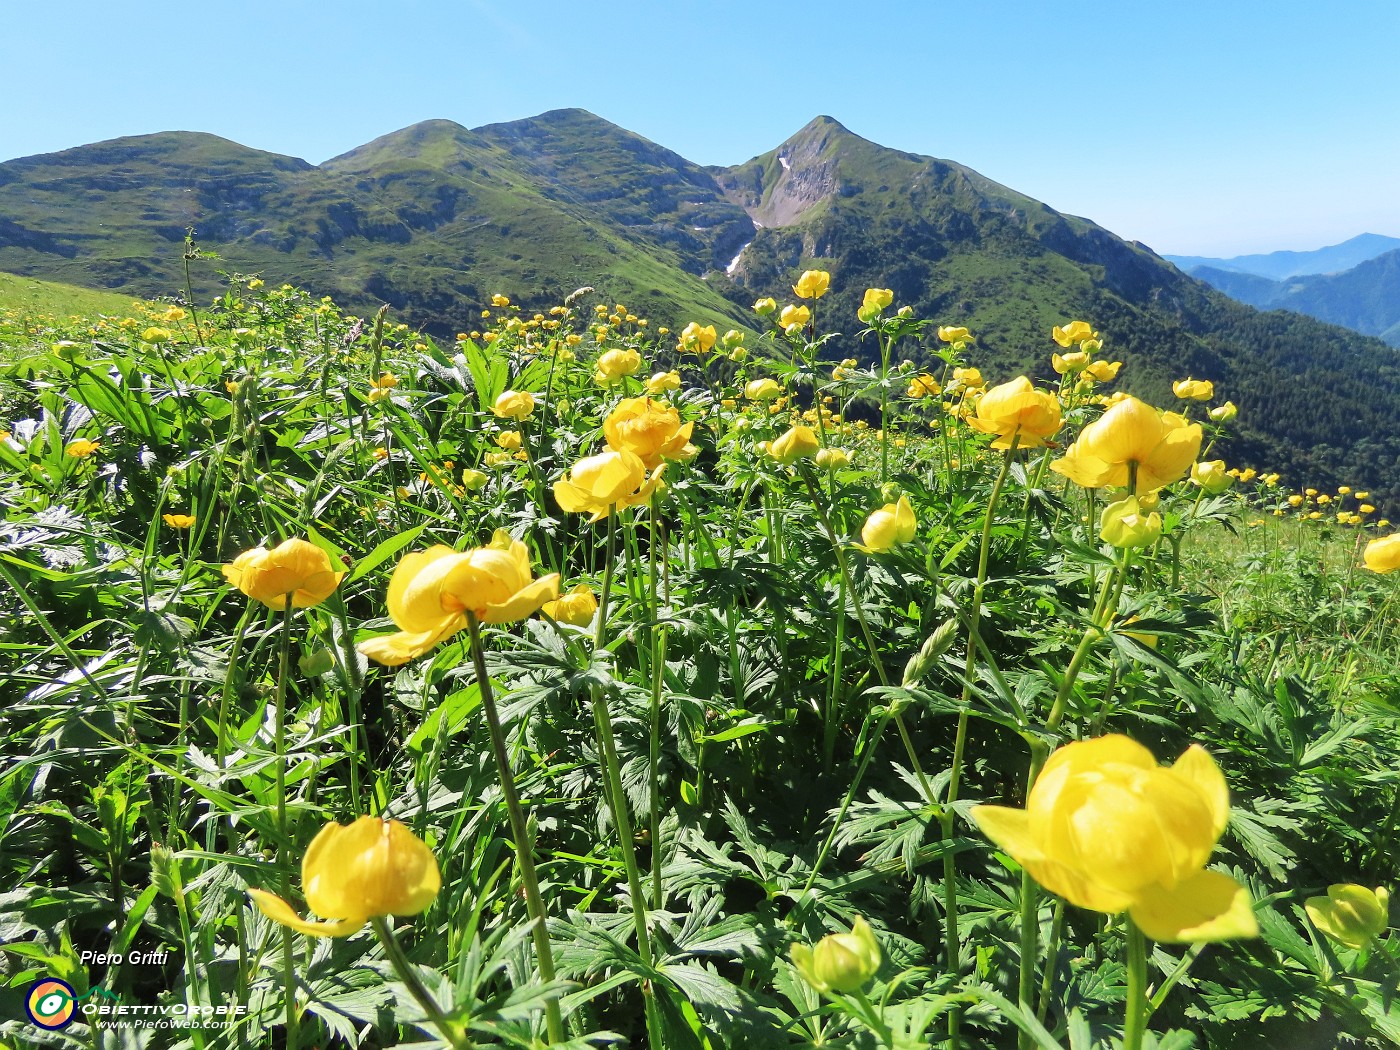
1168, 745, 1230, 840
248, 888, 365, 938
971, 805, 1045, 862
356, 617, 465, 666
1129, 870, 1258, 943
483, 573, 562, 624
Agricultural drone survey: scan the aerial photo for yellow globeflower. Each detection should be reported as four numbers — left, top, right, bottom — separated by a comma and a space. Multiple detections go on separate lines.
938, 326, 971, 344
815, 447, 850, 469
768, 425, 820, 465
356, 531, 560, 666
594, 347, 642, 386
249, 817, 440, 938
1208, 401, 1238, 422
907, 374, 941, 398
793, 270, 831, 300
1173, 377, 1214, 401
140, 326, 173, 344
745, 378, 782, 401
492, 390, 536, 420
1306, 885, 1389, 949
858, 287, 894, 321
679, 322, 717, 354
779, 304, 811, 332
542, 584, 599, 627
860, 495, 917, 552
602, 397, 697, 470
1052, 320, 1098, 347
553, 449, 666, 522
972, 735, 1258, 943
491, 293, 511, 307
965, 376, 1062, 450
753, 297, 778, 315
646, 371, 681, 395
1085, 359, 1123, 383
65, 439, 101, 458
222, 538, 344, 610
952, 366, 984, 390
162, 514, 196, 529
1051, 395, 1202, 494
1052, 351, 1090, 374
1363, 535, 1400, 574
791, 916, 881, 996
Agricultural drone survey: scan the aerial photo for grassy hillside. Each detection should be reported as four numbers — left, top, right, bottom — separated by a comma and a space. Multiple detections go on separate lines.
0, 269, 142, 321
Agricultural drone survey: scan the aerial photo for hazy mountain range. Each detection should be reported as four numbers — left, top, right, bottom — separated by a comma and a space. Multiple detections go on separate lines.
2, 109, 1399, 505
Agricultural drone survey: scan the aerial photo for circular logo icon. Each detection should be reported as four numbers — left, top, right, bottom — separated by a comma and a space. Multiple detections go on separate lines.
26, 979, 77, 1030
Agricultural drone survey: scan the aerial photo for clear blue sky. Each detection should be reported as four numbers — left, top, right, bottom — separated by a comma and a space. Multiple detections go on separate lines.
7, 0, 1399, 256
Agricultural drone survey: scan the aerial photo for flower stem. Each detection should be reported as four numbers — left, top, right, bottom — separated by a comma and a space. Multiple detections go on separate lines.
1123, 920, 1149, 1050
465, 614, 564, 1045
273, 597, 299, 1050
371, 916, 472, 1050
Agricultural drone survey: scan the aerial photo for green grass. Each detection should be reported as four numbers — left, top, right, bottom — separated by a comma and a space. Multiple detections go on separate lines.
0, 269, 144, 320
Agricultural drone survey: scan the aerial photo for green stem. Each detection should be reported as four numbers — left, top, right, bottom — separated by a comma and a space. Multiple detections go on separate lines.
273, 597, 299, 1050
593, 508, 665, 1047
465, 614, 564, 1045
371, 917, 472, 1049
1123, 921, 1148, 1050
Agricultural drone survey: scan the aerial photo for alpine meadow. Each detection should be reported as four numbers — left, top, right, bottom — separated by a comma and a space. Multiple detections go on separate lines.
1, 105, 1400, 1050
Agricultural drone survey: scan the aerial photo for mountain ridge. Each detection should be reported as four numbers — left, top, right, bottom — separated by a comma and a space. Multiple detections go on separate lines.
2, 110, 1400, 506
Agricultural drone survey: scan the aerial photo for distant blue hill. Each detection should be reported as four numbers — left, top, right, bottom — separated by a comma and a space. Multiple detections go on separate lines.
1165, 233, 1400, 280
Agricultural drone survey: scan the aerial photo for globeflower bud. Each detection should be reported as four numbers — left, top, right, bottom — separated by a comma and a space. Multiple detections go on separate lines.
790, 916, 882, 995
779, 304, 811, 331
1208, 401, 1237, 423
753, 297, 777, 316
1306, 884, 1389, 949
646, 371, 681, 396
1099, 496, 1162, 548
767, 425, 820, 465
1173, 377, 1215, 401
860, 495, 917, 552
1191, 460, 1234, 494
815, 447, 850, 470
542, 584, 599, 627
938, 325, 971, 343
744, 378, 782, 401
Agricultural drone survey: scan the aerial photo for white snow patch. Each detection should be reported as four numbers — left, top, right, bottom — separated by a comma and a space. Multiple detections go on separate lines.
778, 155, 791, 171
726, 240, 753, 275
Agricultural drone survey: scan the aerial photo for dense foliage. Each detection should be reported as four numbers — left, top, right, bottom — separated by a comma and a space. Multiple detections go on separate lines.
1, 276, 1398, 1049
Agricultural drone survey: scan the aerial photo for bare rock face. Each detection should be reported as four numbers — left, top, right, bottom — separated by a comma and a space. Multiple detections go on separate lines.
712, 116, 846, 229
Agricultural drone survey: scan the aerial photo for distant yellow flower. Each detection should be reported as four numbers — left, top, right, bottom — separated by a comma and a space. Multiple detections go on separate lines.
249, 817, 440, 937
247, 278, 264, 289
594, 347, 642, 386
965, 376, 1062, 450
603, 397, 697, 469
1052, 320, 1098, 347
1173, 377, 1214, 401
646, 371, 681, 395
65, 439, 101, 458
140, 327, 173, 344
679, 322, 717, 354
1356, 491, 1370, 500
793, 270, 831, 300
1363, 535, 1400, 574
907, 374, 941, 398
745, 378, 782, 401
161, 306, 188, 323
1306, 884, 1389, 949
491, 294, 511, 307
162, 514, 196, 529
938, 326, 971, 344
779, 304, 811, 333
1085, 359, 1123, 383
222, 538, 344, 610
1052, 351, 1090, 374
542, 584, 598, 627
767, 425, 820, 465
952, 366, 984, 390
791, 916, 881, 996
492, 390, 536, 420
1360, 504, 1376, 515
753, 297, 778, 316
553, 449, 666, 522
861, 495, 917, 552
858, 287, 893, 322
972, 735, 1257, 942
